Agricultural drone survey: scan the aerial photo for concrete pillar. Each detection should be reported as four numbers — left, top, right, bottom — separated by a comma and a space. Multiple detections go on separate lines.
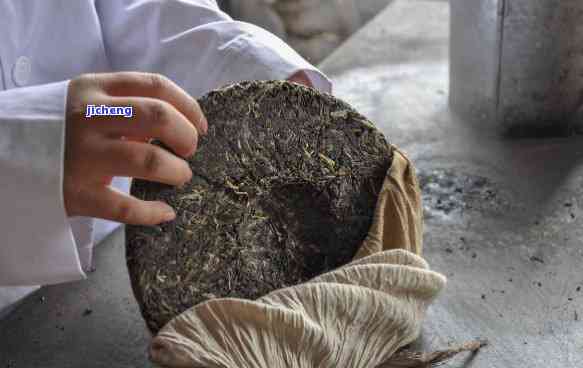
450, 0, 583, 136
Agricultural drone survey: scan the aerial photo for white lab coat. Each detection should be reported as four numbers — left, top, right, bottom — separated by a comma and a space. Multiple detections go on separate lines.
0, 0, 331, 317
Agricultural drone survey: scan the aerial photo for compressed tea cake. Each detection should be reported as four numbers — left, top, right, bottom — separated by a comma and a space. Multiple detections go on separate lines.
126, 80, 393, 333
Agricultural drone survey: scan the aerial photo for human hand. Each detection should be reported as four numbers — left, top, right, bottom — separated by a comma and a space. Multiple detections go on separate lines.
287, 70, 313, 87
64, 72, 207, 225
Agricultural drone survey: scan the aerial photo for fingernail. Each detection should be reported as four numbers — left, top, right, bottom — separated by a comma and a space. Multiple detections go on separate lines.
189, 140, 198, 157
201, 115, 209, 135
162, 209, 176, 222
178, 167, 193, 188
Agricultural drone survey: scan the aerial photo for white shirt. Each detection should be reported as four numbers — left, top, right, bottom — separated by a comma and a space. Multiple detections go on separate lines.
0, 0, 331, 317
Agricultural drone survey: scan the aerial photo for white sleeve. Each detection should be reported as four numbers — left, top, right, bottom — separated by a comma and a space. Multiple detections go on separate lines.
0, 81, 87, 286
94, 0, 332, 96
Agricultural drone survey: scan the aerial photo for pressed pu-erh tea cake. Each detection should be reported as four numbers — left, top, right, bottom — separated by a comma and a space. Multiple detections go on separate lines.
126, 80, 394, 333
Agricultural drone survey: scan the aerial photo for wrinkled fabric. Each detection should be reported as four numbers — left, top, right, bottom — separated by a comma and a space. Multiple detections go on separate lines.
149, 147, 444, 368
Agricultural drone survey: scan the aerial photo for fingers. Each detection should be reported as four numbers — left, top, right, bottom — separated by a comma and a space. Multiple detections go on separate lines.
64, 72, 209, 226
93, 96, 199, 158
95, 72, 208, 135
78, 186, 176, 225
92, 139, 193, 186
287, 70, 313, 88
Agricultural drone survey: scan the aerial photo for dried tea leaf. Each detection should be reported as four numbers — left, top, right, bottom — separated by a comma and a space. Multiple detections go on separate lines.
126, 80, 393, 333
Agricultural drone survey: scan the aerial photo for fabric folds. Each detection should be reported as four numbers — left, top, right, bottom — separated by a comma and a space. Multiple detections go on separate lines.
148, 147, 446, 368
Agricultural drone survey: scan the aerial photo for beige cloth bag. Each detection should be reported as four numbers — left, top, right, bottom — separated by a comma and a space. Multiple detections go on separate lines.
147, 148, 476, 368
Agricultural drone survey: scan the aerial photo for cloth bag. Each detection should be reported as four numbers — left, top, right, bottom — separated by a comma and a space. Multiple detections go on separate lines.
147, 147, 450, 368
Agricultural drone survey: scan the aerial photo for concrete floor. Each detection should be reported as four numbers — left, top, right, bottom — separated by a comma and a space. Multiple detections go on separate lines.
1, 1, 582, 367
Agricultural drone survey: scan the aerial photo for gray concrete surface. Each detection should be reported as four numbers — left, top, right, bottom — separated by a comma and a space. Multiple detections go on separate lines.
0, 228, 152, 368
1, 1, 582, 367
326, 1, 583, 366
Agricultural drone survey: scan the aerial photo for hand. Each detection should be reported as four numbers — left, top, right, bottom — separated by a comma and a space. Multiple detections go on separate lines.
287, 70, 313, 87
64, 72, 207, 225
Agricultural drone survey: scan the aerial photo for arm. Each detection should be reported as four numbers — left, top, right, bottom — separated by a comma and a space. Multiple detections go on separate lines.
0, 81, 86, 286
0, 72, 207, 286
94, 0, 332, 96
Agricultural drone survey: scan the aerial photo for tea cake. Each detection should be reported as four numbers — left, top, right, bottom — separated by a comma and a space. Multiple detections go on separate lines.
126, 80, 393, 332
